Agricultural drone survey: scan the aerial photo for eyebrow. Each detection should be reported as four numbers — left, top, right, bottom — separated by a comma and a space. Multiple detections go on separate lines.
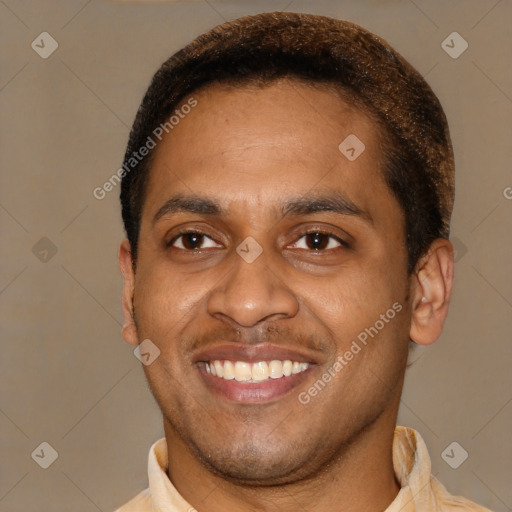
152, 192, 371, 225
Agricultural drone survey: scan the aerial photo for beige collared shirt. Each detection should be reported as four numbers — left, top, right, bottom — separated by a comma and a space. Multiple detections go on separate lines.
114, 426, 492, 511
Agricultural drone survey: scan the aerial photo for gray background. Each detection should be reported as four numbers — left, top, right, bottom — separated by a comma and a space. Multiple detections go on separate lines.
1, 0, 511, 510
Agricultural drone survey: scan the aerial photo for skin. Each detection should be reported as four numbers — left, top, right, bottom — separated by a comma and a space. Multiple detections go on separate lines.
119, 79, 454, 512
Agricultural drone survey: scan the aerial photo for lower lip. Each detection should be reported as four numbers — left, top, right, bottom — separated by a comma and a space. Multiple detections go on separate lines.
198, 365, 313, 404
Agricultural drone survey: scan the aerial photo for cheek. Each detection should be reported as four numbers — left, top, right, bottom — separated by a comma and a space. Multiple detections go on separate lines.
302, 263, 405, 339
133, 260, 208, 339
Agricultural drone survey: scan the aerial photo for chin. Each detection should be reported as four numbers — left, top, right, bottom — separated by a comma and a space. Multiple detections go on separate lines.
197, 446, 307, 486
178, 428, 315, 486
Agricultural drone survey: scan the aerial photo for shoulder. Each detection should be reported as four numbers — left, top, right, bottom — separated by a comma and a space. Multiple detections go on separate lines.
393, 426, 494, 512
426, 454, 494, 511
432, 480, 495, 511
112, 488, 152, 512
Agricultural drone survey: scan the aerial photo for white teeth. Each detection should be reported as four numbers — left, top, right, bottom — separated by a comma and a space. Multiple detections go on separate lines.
234, 361, 252, 381
223, 360, 235, 380
292, 361, 301, 374
252, 361, 269, 381
269, 360, 283, 379
213, 360, 224, 378
205, 359, 309, 382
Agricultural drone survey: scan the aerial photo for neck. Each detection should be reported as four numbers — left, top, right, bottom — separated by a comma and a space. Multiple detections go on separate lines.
164, 406, 401, 512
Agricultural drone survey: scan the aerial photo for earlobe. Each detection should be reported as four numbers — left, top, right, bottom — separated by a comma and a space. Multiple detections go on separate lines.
409, 239, 454, 346
119, 239, 139, 346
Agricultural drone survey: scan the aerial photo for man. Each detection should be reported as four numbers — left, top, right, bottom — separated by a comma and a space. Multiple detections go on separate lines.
115, 11, 492, 512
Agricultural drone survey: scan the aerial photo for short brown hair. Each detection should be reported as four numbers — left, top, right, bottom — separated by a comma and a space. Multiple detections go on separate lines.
120, 11, 455, 272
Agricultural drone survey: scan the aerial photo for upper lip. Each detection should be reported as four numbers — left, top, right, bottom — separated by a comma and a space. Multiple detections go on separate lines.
194, 343, 319, 364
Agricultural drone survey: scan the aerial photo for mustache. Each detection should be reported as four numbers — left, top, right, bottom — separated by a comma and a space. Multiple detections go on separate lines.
185, 323, 327, 354
134, 307, 330, 356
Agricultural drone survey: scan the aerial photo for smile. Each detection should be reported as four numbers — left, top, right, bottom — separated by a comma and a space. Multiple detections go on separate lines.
205, 360, 310, 382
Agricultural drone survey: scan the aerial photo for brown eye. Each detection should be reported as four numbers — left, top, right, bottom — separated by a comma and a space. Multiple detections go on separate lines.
290, 231, 346, 251
168, 231, 221, 250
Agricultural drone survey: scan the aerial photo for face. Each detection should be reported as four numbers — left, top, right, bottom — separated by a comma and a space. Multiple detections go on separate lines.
124, 80, 415, 485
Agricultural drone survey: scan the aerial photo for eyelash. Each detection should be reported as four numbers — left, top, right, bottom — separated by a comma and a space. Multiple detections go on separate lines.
166, 229, 349, 251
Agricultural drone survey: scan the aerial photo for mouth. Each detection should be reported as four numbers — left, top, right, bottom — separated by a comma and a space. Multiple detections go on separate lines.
195, 344, 317, 404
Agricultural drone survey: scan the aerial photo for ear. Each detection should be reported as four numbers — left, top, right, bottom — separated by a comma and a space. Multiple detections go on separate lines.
119, 239, 139, 346
409, 238, 454, 346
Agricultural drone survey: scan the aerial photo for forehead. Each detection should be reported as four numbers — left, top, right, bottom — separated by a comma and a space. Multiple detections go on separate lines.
156, 79, 380, 162
141, 79, 396, 226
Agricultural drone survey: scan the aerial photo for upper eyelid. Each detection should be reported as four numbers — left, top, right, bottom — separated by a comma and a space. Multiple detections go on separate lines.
167, 229, 220, 247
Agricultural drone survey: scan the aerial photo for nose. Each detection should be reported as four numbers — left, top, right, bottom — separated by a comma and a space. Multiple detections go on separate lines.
207, 248, 299, 328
